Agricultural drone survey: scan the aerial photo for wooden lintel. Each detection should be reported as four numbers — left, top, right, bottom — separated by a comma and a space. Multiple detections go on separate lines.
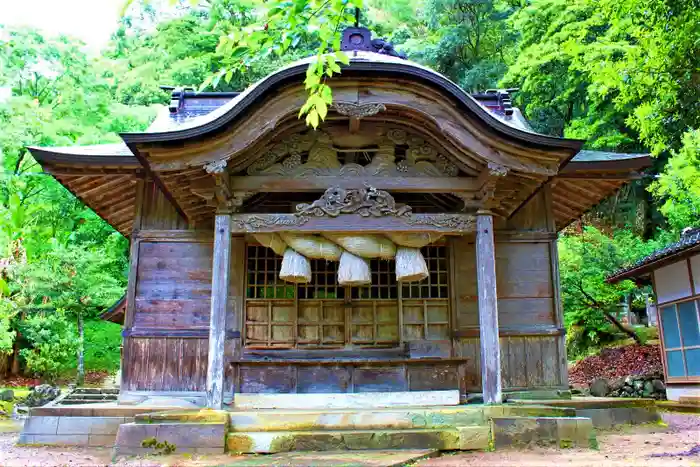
50, 170, 144, 177
229, 176, 481, 193
556, 173, 641, 180
134, 229, 214, 242
229, 213, 476, 234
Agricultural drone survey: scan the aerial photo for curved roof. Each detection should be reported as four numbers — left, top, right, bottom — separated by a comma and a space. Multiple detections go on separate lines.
120, 52, 585, 151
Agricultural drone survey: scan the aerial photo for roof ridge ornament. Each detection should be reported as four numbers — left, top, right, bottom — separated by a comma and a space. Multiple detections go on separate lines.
341, 27, 406, 59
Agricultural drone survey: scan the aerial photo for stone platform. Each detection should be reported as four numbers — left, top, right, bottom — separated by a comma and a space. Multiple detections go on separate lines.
17, 394, 664, 456
510, 397, 661, 429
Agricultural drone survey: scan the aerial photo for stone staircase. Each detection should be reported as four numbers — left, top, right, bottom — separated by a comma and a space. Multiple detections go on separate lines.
55, 388, 120, 405
113, 402, 598, 455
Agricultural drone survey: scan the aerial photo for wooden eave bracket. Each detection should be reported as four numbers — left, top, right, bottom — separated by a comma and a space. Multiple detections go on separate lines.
456, 162, 510, 214
202, 159, 253, 213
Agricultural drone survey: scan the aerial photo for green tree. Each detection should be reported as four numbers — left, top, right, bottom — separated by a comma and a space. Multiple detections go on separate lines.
16, 244, 125, 384
559, 226, 672, 357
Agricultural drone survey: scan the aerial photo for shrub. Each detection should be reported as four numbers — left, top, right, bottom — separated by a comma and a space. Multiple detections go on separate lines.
83, 320, 122, 373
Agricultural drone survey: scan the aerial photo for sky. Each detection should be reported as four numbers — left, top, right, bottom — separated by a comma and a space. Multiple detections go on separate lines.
2, 0, 128, 50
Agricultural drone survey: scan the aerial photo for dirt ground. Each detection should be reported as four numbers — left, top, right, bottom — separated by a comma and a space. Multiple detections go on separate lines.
0, 413, 698, 467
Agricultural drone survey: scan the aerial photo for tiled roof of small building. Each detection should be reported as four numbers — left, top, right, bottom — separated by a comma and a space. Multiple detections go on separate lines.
607, 228, 700, 282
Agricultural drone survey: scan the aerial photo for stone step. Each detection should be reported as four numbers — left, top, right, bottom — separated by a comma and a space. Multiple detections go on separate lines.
226, 426, 490, 453
63, 394, 118, 401
491, 416, 596, 449
228, 407, 488, 432
134, 405, 575, 433
72, 388, 120, 395
678, 396, 700, 406
232, 390, 460, 410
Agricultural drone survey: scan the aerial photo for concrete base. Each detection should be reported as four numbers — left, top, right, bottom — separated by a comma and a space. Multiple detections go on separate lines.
232, 390, 460, 410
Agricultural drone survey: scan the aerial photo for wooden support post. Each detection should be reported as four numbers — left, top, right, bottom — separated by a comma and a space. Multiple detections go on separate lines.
206, 213, 232, 409
476, 210, 502, 404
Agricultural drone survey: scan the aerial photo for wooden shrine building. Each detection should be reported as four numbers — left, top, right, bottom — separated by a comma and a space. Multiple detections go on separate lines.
29, 28, 651, 409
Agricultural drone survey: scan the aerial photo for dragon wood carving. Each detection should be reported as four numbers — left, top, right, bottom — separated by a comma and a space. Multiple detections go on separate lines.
295, 185, 412, 218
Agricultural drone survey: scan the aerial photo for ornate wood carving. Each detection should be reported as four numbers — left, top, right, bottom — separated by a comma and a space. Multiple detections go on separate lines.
229, 213, 475, 234
246, 128, 460, 178
404, 214, 475, 231
333, 103, 386, 118
198, 159, 255, 212
230, 185, 474, 233
246, 133, 317, 175
295, 186, 412, 218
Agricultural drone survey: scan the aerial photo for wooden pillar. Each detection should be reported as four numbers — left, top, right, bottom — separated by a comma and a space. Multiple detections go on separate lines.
206, 213, 232, 409
476, 210, 502, 404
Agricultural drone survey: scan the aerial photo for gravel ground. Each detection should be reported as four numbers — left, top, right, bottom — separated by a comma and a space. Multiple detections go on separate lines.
0, 412, 698, 466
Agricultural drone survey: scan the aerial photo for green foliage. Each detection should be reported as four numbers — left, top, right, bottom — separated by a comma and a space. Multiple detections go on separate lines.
83, 320, 123, 373
18, 312, 77, 381
559, 226, 672, 358
651, 129, 700, 231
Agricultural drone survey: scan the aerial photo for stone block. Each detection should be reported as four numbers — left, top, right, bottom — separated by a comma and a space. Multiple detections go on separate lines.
88, 434, 116, 447
341, 432, 375, 450
457, 426, 490, 450
556, 417, 595, 449
137, 409, 228, 425
88, 417, 128, 435
17, 434, 34, 445
22, 416, 59, 435
534, 418, 558, 446
56, 416, 96, 435
492, 417, 539, 447
156, 423, 226, 448
576, 409, 612, 429
114, 423, 158, 448
294, 433, 345, 451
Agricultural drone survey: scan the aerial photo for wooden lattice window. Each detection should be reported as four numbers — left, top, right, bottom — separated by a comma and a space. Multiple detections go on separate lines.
401, 246, 450, 341
244, 244, 450, 349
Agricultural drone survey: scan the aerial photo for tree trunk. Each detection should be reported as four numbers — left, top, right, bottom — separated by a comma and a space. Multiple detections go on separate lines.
602, 309, 641, 344
76, 313, 85, 386
10, 340, 20, 375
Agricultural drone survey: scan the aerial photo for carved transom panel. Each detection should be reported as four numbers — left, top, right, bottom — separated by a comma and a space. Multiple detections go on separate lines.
246, 128, 459, 178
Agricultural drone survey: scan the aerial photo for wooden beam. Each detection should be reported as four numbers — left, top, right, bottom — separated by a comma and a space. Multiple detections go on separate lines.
476, 211, 502, 404
556, 173, 641, 180
229, 213, 476, 234
206, 213, 232, 409
229, 176, 482, 193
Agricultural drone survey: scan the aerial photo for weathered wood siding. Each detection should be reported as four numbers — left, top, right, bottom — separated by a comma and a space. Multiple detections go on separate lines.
122, 337, 208, 391
122, 238, 213, 391
233, 361, 467, 394
121, 181, 210, 391
140, 179, 189, 230
452, 189, 567, 392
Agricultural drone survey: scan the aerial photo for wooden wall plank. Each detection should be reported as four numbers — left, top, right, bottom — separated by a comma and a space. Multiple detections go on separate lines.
122, 337, 208, 391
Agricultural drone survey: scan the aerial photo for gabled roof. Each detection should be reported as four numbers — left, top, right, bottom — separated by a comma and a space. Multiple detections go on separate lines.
607, 229, 700, 283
